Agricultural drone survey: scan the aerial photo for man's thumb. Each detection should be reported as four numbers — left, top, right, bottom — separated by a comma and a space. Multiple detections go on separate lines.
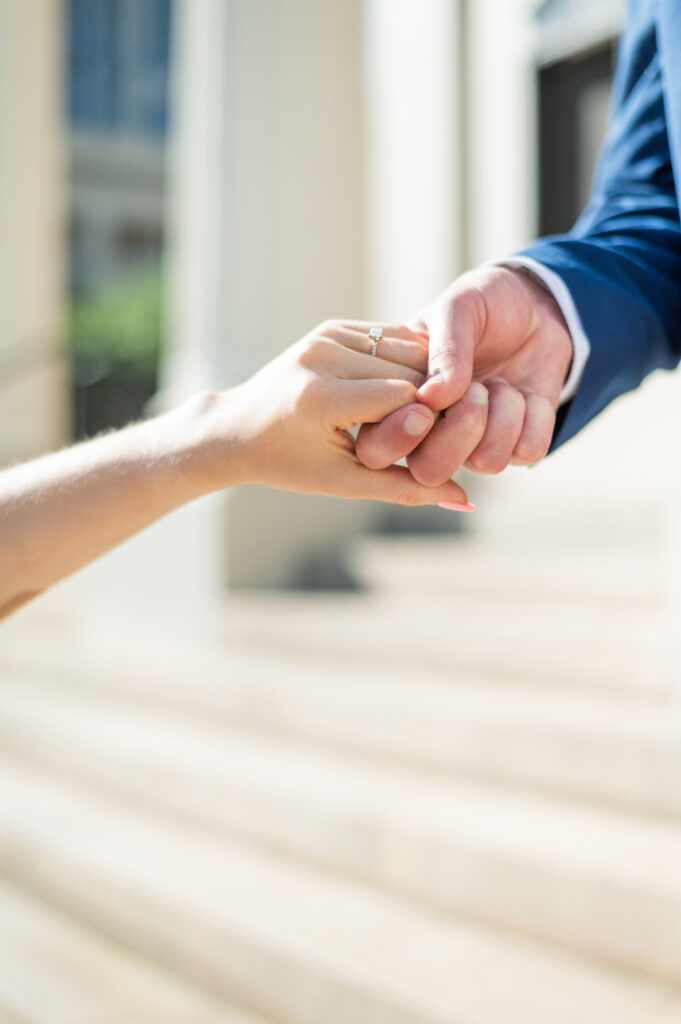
415, 293, 477, 411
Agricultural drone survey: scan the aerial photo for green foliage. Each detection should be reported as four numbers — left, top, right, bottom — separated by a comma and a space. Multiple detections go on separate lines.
69, 270, 163, 375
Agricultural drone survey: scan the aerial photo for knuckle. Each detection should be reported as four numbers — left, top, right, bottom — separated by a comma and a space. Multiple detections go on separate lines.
464, 451, 486, 473
482, 455, 509, 475
487, 378, 524, 404
514, 438, 550, 464
510, 390, 529, 414
355, 436, 388, 471
403, 369, 425, 390
410, 347, 429, 373
445, 404, 486, 440
396, 488, 422, 507
409, 457, 451, 488
533, 393, 555, 412
527, 393, 556, 421
316, 318, 340, 337
466, 448, 507, 475
297, 336, 335, 367
291, 370, 325, 413
396, 381, 419, 404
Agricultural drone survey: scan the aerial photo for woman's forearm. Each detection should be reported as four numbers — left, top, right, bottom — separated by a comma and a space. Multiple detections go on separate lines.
0, 393, 233, 619
0, 318, 472, 621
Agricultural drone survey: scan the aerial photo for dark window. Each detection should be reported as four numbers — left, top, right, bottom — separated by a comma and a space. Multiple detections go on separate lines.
116, 221, 164, 259
67, 0, 172, 138
538, 43, 618, 235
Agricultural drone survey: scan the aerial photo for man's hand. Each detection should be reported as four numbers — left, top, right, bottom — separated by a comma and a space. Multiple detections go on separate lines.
355, 265, 574, 485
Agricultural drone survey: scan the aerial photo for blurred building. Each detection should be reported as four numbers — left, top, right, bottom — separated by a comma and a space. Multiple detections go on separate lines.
12, 0, 681, 627
67, 0, 171, 295
8, 4, 681, 1020
536, 0, 621, 233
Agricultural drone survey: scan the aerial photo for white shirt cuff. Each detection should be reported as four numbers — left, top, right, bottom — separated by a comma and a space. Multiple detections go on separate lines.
497, 256, 591, 405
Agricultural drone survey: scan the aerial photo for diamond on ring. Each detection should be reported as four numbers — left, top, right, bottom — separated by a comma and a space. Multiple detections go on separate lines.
369, 326, 383, 357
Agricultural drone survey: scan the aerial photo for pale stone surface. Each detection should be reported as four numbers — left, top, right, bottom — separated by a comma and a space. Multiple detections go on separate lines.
348, 534, 666, 605
3, 506, 681, 1019
0, 880, 264, 1023
2, 568, 680, 821
1, 669, 681, 984
1, 615, 681, 812
223, 590, 676, 694
0, 755, 680, 1024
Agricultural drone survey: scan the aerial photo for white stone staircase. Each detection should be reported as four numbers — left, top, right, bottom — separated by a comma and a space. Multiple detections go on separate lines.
2, 506, 681, 1022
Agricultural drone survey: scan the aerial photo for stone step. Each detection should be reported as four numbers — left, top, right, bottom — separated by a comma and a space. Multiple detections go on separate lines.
0, 989, 34, 1024
223, 591, 678, 696
1, 754, 681, 1024
470, 488, 671, 548
6, 576, 677, 697
0, 879, 265, 1024
2, 636, 681, 818
348, 535, 668, 608
3, 682, 681, 985
4, 603, 676, 702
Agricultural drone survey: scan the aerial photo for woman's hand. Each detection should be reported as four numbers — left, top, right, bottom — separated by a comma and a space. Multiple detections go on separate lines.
189, 319, 472, 508
0, 319, 471, 620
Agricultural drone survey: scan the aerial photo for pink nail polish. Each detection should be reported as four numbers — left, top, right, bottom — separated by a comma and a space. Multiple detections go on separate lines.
438, 502, 475, 512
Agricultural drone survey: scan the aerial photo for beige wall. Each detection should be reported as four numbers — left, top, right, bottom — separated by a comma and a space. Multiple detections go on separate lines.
363, 0, 465, 318
0, 0, 68, 468
163, 0, 376, 590
466, 0, 539, 267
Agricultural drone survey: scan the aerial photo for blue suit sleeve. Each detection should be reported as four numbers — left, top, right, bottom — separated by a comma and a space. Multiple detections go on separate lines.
518, 10, 681, 450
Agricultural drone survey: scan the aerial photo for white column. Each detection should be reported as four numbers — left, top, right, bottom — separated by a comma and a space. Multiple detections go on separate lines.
161, 0, 374, 590
466, 0, 539, 265
363, 0, 465, 320
0, 0, 68, 468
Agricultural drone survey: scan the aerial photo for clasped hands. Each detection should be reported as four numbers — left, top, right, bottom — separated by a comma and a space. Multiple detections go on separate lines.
221, 263, 573, 509
0, 264, 574, 619
355, 264, 573, 491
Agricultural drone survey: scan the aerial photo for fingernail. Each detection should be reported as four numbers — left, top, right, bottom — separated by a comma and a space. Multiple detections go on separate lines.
438, 502, 475, 512
465, 383, 489, 405
403, 411, 432, 436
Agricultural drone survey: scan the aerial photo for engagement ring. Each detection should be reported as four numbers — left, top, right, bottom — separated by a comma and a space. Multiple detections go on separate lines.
368, 326, 383, 357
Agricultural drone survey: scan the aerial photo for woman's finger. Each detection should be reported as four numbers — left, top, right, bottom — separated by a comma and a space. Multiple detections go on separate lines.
333, 321, 428, 346
509, 392, 555, 466
326, 378, 421, 427
337, 461, 473, 510
303, 339, 425, 387
355, 403, 435, 469
465, 378, 525, 474
407, 383, 489, 486
329, 326, 429, 374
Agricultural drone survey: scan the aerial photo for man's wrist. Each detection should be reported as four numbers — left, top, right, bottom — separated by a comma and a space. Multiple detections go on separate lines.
509, 267, 573, 382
